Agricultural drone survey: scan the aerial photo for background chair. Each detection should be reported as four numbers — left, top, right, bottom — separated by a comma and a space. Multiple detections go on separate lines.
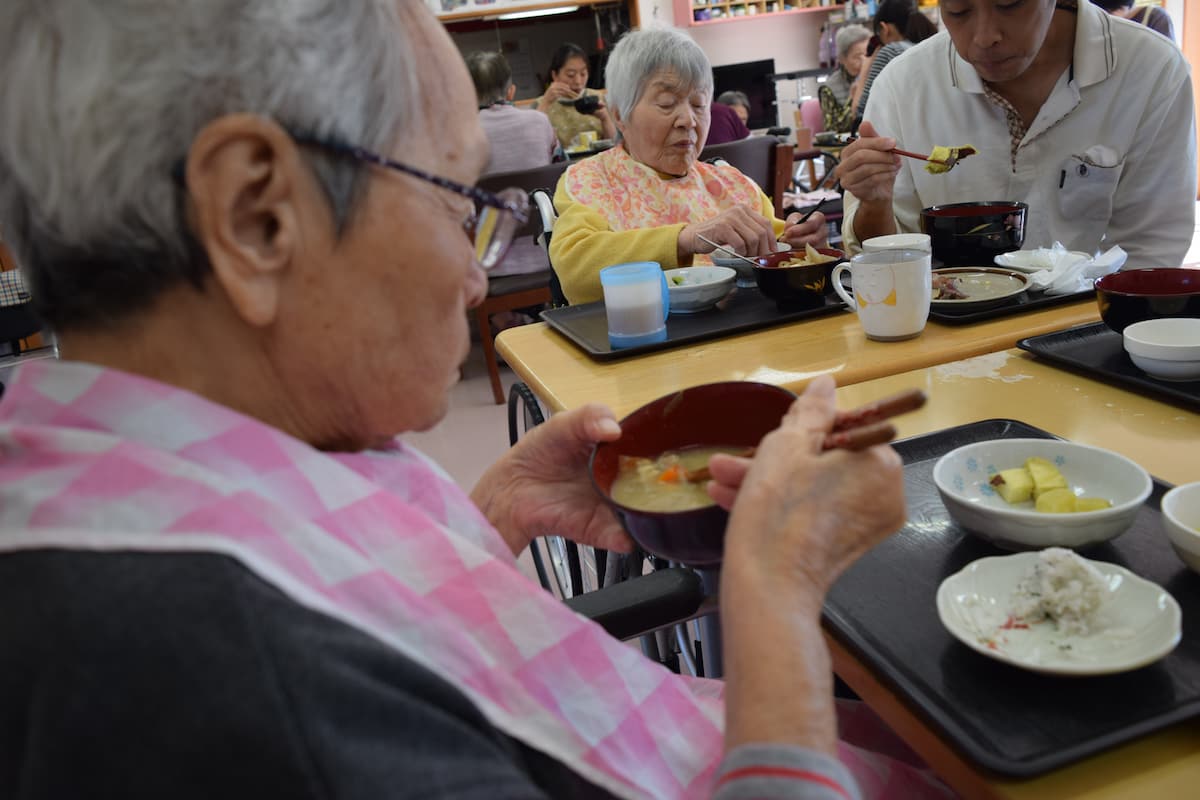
698, 135, 794, 218
475, 161, 571, 404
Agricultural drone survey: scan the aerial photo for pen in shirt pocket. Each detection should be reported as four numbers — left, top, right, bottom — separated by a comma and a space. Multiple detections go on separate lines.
1059, 169, 1066, 189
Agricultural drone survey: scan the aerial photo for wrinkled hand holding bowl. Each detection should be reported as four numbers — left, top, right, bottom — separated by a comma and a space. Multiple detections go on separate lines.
1162, 482, 1200, 574
932, 438, 1152, 550
712, 241, 791, 287
1122, 318, 1200, 382
920, 201, 1027, 268
590, 381, 795, 568
937, 552, 1181, 675
753, 247, 845, 308
664, 266, 736, 313
1095, 268, 1200, 334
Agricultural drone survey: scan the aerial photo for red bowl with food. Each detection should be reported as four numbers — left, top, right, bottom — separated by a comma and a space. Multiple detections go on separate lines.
920, 201, 1027, 267
753, 247, 845, 308
590, 381, 796, 568
1095, 268, 1200, 333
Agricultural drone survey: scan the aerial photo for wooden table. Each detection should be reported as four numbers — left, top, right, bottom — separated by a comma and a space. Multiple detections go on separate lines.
496, 303, 1200, 798
496, 298, 1099, 417
827, 350, 1200, 800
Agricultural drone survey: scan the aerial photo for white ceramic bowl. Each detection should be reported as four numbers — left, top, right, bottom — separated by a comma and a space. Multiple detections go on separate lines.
664, 266, 736, 313
1122, 318, 1200, 382
1162, 481, 1200, 574
712, 242, 790, 287
932, 438, 1152, 550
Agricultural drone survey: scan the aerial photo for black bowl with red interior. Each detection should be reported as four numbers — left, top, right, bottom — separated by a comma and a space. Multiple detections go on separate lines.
753, 247, 845, 309
920, 201, 1027, 267
590, 381, 796, 568
1095, 268, 1200, 333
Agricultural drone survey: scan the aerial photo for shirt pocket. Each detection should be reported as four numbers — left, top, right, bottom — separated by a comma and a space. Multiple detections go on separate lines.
1057, 152, 1124, 222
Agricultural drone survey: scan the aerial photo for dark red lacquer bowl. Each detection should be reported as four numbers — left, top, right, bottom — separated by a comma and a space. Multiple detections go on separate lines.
1095, 268, 1200, 333
590, 381, 796, 568
920, 201, 1027, 267
754, 247, 845, 308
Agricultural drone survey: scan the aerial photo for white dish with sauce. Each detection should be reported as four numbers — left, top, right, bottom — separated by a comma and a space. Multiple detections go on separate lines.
931, 267, 1029, 310
937, 552, 1181, 676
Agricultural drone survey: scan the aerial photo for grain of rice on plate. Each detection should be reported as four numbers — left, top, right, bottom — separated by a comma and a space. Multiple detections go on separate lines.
1011, 547, 1108, 636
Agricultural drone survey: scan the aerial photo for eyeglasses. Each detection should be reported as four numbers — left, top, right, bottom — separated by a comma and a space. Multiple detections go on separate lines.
290, 132, 530, 270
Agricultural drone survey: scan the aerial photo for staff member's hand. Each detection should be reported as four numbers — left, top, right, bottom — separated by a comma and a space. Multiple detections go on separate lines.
835, 121, 900, 205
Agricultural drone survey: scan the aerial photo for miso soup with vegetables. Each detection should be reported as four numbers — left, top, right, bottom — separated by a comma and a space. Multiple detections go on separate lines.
611, 446, 747, 512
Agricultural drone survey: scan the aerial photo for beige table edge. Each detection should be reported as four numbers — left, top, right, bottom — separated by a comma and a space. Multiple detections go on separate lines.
496, 299, 1099, 416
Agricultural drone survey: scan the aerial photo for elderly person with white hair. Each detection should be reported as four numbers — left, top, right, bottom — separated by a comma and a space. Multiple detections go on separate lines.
0, 2, 953, 798
550, 28, 830, 305
823, 25, 872, 108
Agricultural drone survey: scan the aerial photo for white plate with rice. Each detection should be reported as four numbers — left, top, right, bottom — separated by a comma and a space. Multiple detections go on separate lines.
936, 549, 1181, 676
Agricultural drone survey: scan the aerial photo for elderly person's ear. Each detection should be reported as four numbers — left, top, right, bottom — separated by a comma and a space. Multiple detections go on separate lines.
185, 114, 308, 328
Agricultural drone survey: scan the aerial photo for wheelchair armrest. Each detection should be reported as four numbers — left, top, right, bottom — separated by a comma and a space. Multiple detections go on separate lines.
564, 567, 708, 641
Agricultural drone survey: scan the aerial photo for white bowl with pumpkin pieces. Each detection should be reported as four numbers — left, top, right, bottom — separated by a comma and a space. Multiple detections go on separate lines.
932, 439, 1152, 550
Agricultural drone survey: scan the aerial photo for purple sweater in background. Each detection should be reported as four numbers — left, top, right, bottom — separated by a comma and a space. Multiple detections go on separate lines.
706, 102, 752, 146
478, 103, 558, 175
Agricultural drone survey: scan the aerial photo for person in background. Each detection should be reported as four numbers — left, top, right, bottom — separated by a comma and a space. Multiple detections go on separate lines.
534, 42, 617, 148
551, 28, 830, 305
837, 0, 1196, 267
0, 1, 955, 798
466, 50, 558, 174
850, 0, 938, 118
1091, 0, 1175, 41
716, 89, 752, 126
705, 100, 752, 145
819, 24, 870, 132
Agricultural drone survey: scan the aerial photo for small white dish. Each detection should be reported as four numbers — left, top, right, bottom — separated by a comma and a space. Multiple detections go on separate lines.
1162, 481, 1200, 574
931, 267, 1029, 310
937, 552, 1182, 675
994, 249, 1091, 274
1123, 318, 1200, 382
932, 438, 1152, 550
664, 266, 735, 313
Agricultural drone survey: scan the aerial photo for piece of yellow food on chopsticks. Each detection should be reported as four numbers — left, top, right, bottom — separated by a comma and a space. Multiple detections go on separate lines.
924, 144, 977, 174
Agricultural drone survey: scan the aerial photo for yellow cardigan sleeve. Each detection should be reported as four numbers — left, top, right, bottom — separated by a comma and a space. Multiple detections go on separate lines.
549, 178, 784, 306
550, 179, 690, 306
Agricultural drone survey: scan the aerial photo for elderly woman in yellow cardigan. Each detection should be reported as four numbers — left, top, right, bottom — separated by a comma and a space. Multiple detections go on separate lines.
550, 28, 828, 305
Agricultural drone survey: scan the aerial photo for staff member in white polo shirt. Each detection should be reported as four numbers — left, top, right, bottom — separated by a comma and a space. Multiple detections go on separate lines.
836, 0, 1196, 268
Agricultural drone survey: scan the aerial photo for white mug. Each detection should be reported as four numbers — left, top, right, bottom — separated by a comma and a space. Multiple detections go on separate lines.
832, 250, 932, 341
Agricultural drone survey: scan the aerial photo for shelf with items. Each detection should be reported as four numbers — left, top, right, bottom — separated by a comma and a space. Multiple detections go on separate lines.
434, 0, 622, 24
675, 0, 843, 27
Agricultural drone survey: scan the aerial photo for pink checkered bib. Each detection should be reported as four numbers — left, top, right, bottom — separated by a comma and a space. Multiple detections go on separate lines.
0, 361, 947, 799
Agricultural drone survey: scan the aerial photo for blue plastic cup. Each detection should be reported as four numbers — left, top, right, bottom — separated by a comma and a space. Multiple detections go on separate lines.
599, 262, 670, 349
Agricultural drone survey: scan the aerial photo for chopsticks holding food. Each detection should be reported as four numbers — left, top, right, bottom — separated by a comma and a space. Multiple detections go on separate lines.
682, 388, 928, 481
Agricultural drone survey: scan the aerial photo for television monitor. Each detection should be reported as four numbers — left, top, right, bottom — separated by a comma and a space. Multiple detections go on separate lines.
711, 59, 778, 130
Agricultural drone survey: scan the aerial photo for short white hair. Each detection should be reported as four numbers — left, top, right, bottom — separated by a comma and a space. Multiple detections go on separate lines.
0, 0, 419, 330
605, 28, 713, 124
836, 24, 871, 60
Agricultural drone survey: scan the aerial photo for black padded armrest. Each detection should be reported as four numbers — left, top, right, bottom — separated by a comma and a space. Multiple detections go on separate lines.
564, 567, 707, 641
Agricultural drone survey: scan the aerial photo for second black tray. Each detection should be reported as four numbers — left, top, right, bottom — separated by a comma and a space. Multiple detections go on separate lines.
540, 286, 844, 361
823, 419, 1199, 778
1017, 321, 1200, 411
